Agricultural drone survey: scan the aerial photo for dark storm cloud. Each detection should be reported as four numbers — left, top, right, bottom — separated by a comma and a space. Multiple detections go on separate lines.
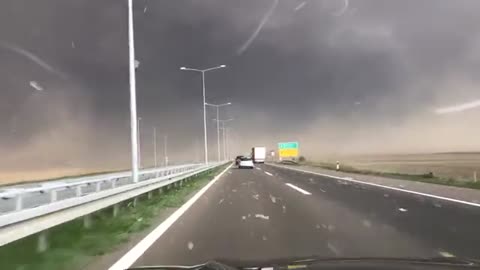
1, 0, 480, 179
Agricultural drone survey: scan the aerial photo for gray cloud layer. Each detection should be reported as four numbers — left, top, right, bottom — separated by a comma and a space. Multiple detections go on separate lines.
1, 0, 480, 179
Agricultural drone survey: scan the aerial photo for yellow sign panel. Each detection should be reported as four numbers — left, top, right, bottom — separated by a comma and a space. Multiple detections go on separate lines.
279, 148, 298, 158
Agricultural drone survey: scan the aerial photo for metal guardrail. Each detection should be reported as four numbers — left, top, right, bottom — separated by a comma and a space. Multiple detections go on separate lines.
0, 162, 227, 246
0, 164, 201, 213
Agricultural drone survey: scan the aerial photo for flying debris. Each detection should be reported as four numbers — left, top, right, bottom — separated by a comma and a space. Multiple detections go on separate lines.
0, 41, 67, 79
435, 100, 480, 114
295, 1, 307, 11
144, 0, 148, 13
29, 81, 44, 91
237, 0, 279, 55
255, 214, 270, 220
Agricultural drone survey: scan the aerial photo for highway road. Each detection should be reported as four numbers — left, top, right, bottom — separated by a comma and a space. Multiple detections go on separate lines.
127, 164, 480, 267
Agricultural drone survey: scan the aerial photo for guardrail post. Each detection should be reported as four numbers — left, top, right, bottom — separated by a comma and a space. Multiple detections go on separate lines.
158, 187, 163, 194
113, 204, 120, 217
84, 214, 92, 229
96, 182, 102, 192
112, 179, 116, 189
133, 197, 138, 207
37, 231, 48, 252
148, 191, 153, 199
76, 186, 82, 197
15, 195, 23, 211
50, 190, 58, 202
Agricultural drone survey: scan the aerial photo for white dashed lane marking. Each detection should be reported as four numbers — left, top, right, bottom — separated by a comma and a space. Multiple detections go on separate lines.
439, 251, 455, 258
285, 183, 311, 195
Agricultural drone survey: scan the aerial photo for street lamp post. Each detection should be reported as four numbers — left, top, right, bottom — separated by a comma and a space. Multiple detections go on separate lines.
127, 0, 139, 182
153, 127, 157, 168
137, 117, 142, 169
205, 102, 231, 162
225, 127, 230, 160
223, 124, 226, 160
180, 65, 226, 165
213, 118, 233, 161
164, 135, 168, 167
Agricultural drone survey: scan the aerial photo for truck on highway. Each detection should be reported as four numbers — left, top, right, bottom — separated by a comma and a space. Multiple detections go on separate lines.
251, 147, 266, 163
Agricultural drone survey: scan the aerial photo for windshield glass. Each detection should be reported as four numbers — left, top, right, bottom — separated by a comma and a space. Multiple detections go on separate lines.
1, 0, 480, 269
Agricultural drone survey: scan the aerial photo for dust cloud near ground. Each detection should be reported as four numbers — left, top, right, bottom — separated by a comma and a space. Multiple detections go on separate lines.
300, 111, 480, 158
279, 106, 480, 182
313, 153, 480, 182
0, 85, 130, 185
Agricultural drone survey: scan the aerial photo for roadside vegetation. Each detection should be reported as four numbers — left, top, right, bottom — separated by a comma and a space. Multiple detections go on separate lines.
300, 160, 480, 190
0, 164, 228, 270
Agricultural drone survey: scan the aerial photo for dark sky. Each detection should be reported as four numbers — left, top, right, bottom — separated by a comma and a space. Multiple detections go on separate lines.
1, 0, 480, 175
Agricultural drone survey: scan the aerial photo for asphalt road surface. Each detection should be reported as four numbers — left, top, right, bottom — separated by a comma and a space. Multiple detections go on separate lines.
131, 164, 480, 267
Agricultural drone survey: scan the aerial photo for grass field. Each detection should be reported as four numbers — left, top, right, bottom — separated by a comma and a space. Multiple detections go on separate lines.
342, 153, 480, 181
309, 153, 480, 189
0, 164, 228, 270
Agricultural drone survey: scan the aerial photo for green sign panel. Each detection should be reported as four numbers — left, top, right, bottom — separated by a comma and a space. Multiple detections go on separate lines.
278, 142, 299, 149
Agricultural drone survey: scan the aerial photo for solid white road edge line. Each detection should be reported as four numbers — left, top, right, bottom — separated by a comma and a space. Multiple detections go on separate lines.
286, 183, 312, 195
264, 171, 273, 176
269, 164, 480, 208
108, 163, 233, 270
